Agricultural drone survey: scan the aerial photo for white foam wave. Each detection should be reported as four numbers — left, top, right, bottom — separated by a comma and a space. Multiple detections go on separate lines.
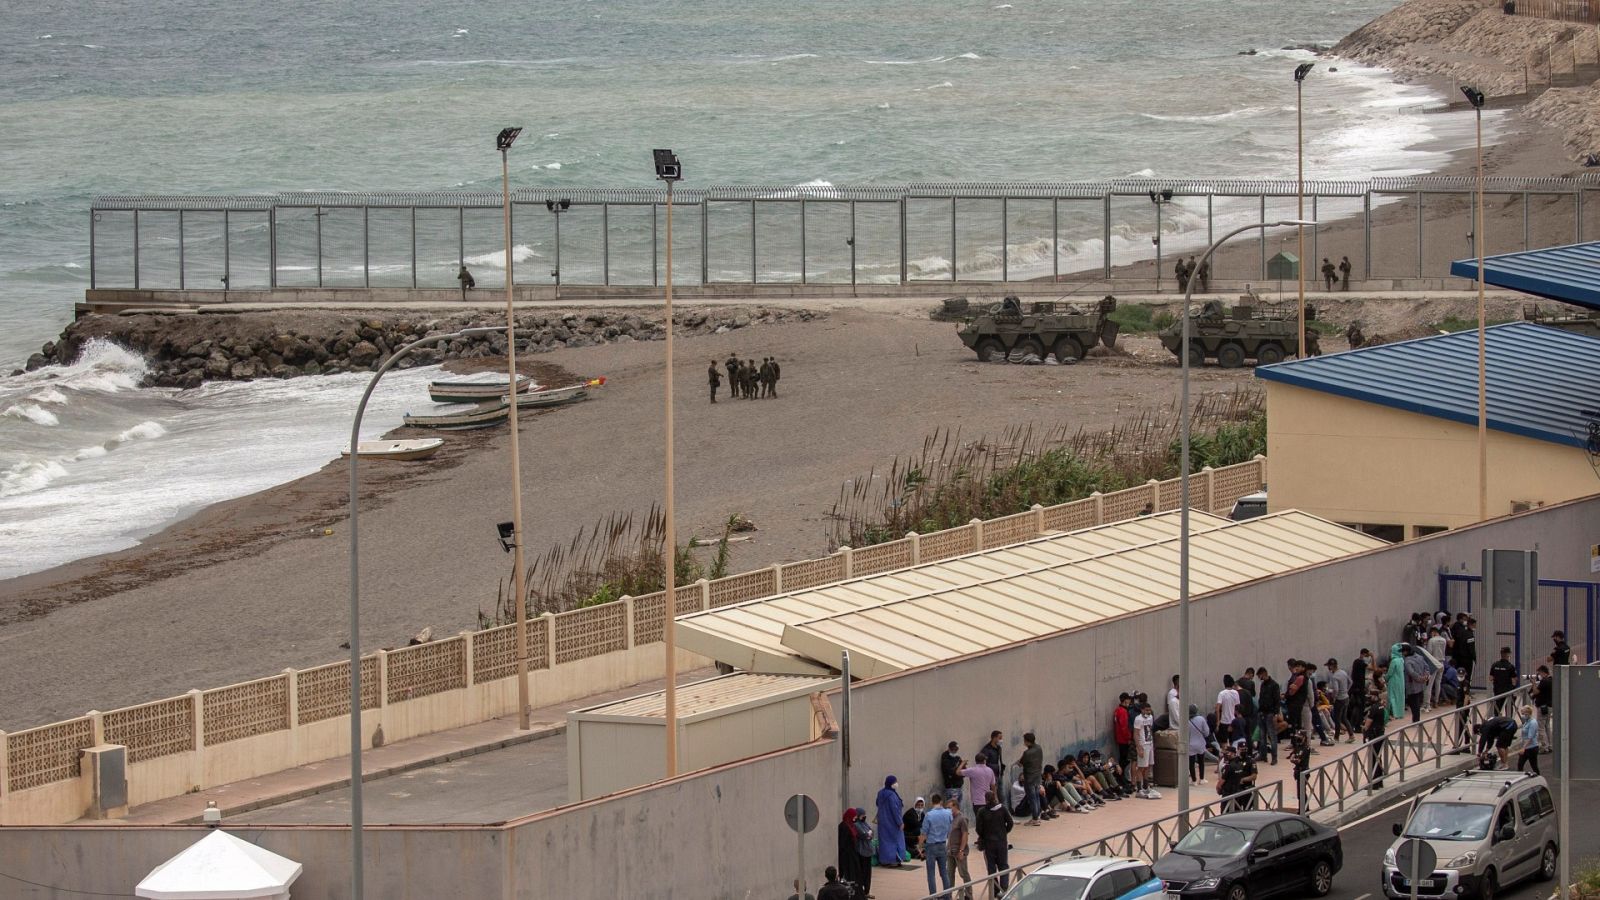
463, 243, 538, 268
770, 53, 819, 62
866, 54, 978, 65
927, 81, 954, 90
116, 421, 167, 443
30, 387, 68, 405
1141, 106, 1269, 124
3, 404, 59, 426
1, 459, 69, 497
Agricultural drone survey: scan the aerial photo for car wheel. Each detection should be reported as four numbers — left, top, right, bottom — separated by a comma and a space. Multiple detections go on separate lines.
1255, 342, 1285, 365
1054, 335, 1086, 362
1019, 337, 1047, 360
1538, 843, 1558, 881
1226, 883, 1249, 900
975, 338, 1003, 362
1480, 868, 1497, 900
1310, 859, 1334, 897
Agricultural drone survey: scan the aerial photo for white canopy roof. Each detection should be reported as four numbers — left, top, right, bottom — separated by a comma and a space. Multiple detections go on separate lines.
136, 830, 302, 900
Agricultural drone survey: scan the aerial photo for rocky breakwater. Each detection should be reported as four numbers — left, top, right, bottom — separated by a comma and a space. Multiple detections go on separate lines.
1335, 0, 1600, 158
19, 306, 822, 388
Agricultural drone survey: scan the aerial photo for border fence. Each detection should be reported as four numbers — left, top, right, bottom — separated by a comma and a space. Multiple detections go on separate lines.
88, 175, 1600, 295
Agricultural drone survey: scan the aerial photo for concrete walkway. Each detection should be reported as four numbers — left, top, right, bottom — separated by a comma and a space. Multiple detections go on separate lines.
112, 667, 715, 826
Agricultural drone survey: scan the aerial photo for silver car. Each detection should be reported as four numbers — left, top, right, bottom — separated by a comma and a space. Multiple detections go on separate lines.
1382, 771, 1558, 900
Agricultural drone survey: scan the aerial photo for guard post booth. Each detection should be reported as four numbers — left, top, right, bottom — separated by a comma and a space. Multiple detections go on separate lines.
566, 672, 837, 802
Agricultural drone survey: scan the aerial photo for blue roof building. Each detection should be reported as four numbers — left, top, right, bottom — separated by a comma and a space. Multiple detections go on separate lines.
1253, 322, 1600, 540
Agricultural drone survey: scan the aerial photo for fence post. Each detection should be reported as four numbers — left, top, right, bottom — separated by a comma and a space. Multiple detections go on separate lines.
697, 577, 711, 611
0, 730, 8, 798
1091, 491, 1105, 524
907, 532, 921, 565
969, 518, 984, 550
1254, 454, 1268, 488
87, 710, 105, 748
1147, 479, 1161, 513
771, 564, 783, 594
375, 651, 389, 729
458, 634, 474, 689
1032, 503, 1046, 534
543, 612, 557, 665
189, 689, 206, 790
839, 547, 854, 579
284, 669, 300, 762
1202, 466, 1215, 513
621, 597, 635, 648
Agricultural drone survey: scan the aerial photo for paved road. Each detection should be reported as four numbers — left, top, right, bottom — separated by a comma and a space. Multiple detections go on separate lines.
1321, 779, 1598, 900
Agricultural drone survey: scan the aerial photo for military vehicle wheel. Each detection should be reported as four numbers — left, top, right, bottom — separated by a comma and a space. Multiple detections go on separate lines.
1018, 337, 1047, 360
1187, 343, 1206, 367
1053, 336, 1086, 362
1255, 342, 1285, 365
974, 338, 1004, 362
1216, 342, 1246, 369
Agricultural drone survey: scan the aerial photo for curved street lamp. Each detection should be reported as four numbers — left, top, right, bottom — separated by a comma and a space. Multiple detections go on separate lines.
1460, 86, 1487, 522
1294, 62, 1315, 358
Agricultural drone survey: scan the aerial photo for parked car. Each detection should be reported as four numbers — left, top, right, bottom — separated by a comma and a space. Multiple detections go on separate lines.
1229, 490, 1268, 521
1382, 771, 1558, 900
1154, 811, 1343, 900
1003, 855, 1164, 900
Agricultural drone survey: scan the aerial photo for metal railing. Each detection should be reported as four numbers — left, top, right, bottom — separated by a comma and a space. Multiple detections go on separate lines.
85, 175, 1600, 294
925, 685, 1534, 900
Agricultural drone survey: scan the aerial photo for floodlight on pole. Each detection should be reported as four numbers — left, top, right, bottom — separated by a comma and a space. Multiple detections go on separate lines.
545, 199, 572, 299
1460, 86, 1487, 521
1294, 62, 1314, 359
1150, 189, 1173, 292
497, 127, 533, 735
1174, 218, 1314, 824
346, 324, 496, 900
654, 148, 683, 778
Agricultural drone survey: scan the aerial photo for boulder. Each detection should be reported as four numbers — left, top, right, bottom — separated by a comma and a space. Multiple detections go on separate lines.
348, 340, 380, 366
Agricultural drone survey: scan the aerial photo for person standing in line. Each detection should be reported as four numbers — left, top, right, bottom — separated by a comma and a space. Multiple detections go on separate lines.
1362, 686, 1389, 788
1166, 675, 1182, 732
1256, 668, 1281, 764
707, 360, 722, 404
919, 793, 954, 895
1402, 645, 1430, 723
852, 808, 875, 896
1324, 659, 1352, 743
1283, 661, 1309, 739
940, 741, 965, 814
1215, 674, 1240, 747
1321, 257, 1337, 290
1187, 704, 1213, 784
1236, 669, 1259, 757
1134, 701, 1160, 799
1533, 664, 1553, 752
1338, 255, 1352, 290
959, 753, 997, 822
837, 809, 864, 889
1426, 626, 1449, 710
1348, 650, 1371, 734
979, 731, 1006, 786
1489, 647, 1519, 712
1516, 706, 1542, 775
1113, 693, 1134, 776
875, 776, 907, 868
948, 800, 974, 900
975, 789, 1014, 893
1016, 732, 1045, 826
1456, 616, 1478, 704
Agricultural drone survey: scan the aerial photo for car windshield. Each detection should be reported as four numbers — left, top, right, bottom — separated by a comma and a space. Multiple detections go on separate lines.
1175, 822, 1254, 857
1403, 803, 1494, 841
1006, 874, 1090, 900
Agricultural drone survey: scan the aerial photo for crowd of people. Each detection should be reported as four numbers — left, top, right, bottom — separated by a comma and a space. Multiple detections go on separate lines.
708, 353, 780, 403
829, 609, 1570, 899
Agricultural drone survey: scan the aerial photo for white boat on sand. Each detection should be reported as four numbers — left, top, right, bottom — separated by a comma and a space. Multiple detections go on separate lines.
428, 375, 533, 404
403, 400, 510, 430
341, 439, 446, 461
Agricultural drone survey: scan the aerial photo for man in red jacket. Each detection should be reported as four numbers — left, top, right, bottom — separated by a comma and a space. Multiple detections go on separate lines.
1113, 693, 1134, 774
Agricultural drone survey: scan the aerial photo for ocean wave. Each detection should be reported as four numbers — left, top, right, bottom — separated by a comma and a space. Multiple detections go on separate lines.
115, 420, 167, 443
30, 387, 68, 404
1141, 106, 1269, 124
3, 404, 59, 426
463, 243, 538, 268
770, 53, 820, 62
864, 53, 981, 65
1, 459, 69, 497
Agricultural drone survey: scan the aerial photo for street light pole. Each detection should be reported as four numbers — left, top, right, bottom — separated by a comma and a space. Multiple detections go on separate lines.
1461, 87, 1488, 522
654, 149, 683, 777
498, 127, 533, 731
1175, 217, 1315, 820
1150, 189, 1172, 292
347, 326, 496, 900
1295, 63, 1315, 358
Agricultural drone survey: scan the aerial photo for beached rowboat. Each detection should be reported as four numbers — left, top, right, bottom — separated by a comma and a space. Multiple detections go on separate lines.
428, 375, 533, 404
340, 439, 445, 461
403, 400, 510, 430
519, 382, 589, 408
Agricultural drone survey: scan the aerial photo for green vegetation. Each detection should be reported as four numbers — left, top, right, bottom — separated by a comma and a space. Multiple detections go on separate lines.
1108, 304, 1176, 333
832, 390, 1265, 547
1307, 319, 1341, 335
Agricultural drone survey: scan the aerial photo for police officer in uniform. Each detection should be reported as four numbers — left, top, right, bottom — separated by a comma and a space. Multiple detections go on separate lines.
708, 360, 722, 404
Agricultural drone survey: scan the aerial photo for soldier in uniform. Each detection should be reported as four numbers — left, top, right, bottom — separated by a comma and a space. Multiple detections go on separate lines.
1338, 256, 1352, 290
1197, 260, 1211, 294
708, 360, 722, 404
725, 354, 739, 397
770, 356, 781, 397
746, 359, 759, 399
1320, 258, 1337, 291
1345, 321, 1365, 350
759, 358, 774, 398
1174, 258, 1189, 292
1186, 256, 1198, 292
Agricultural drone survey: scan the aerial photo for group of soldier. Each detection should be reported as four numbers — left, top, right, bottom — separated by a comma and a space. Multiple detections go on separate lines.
708, 354, 781, 403
1174, 256, 1212, 293
1320, 256, 1354, 291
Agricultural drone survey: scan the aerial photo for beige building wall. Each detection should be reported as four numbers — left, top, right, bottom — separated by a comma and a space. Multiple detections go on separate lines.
1265, 382, 1600, 535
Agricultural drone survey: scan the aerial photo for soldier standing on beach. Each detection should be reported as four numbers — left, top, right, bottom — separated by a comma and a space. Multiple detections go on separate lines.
457, 264, 476, 300
770, 356, 781, 397
708, 360, 722, 404
725, 354, 739, 397
1197, 260, 1211, 294
758, 358, 773, 398
1175, 258, 1189, 292
1321, 258, 1337, 291
1338, 256, 1352, 290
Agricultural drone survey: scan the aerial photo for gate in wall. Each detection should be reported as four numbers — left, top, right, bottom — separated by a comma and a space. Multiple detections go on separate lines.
1437, 573, 1598, 681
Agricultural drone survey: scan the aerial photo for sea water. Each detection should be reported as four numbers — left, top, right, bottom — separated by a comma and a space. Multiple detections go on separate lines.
0, 0, 1477, 578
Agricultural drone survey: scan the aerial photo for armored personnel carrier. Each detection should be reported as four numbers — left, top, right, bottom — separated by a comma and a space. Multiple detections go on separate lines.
1523, 304, 1600, 338
1158, 297, 1316, 367
956, 295, 1120, 362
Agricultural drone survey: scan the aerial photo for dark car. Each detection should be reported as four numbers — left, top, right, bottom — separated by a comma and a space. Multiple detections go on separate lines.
1154, 811, 1343, 900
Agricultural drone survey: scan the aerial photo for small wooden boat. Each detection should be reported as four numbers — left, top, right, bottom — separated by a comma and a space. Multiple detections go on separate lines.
340, 438, 445, 461
403, 400, 510, 430
428, 375, 533, 404
518, 383, 589, 408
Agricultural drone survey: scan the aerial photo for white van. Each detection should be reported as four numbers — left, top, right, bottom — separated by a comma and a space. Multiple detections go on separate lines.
1381, 771, 1558, 900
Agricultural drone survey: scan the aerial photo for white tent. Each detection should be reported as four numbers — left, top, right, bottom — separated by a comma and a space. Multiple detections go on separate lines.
135, 830, 302, 900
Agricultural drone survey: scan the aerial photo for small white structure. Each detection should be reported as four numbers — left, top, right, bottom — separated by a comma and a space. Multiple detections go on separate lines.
135, 830, 302, 900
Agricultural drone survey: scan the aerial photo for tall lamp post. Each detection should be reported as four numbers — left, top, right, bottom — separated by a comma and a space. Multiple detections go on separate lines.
546, 198, 571, 299
1461, 86, 1488, 521
347, 326, 497, 900
498, 126, 534, 731
654, 148, 683, 776
1150, 189, 1172, 291
1295, 62, 1315, 357
1174, 218, 1315, 819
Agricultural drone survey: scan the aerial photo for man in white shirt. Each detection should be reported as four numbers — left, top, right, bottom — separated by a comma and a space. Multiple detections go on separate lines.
1166, 675, 1182, 732
1215, 674, 1241, 747
1134, 702, 1160, 799
1426, 626, 1449, 710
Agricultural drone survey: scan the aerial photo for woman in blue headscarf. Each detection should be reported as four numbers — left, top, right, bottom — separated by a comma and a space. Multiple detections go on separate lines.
876, 775, 907, 867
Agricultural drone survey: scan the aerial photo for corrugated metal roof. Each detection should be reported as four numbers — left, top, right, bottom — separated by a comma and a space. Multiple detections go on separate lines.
571, 673, 834, 721
1450, 242, 1600, 310
779, 512, 1384, 679
1255, 322, 1600, 449
675, 511, 1230, 674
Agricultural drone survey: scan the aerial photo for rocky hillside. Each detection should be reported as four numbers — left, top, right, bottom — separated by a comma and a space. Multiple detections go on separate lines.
18, 306, 822, 388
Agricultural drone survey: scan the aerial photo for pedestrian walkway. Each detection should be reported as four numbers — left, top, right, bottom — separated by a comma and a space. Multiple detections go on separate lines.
865, 703, 1462, 900
113, 667, 716, 826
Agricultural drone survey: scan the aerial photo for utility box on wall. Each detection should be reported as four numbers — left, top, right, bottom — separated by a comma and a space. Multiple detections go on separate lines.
84, 744, 128, 820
